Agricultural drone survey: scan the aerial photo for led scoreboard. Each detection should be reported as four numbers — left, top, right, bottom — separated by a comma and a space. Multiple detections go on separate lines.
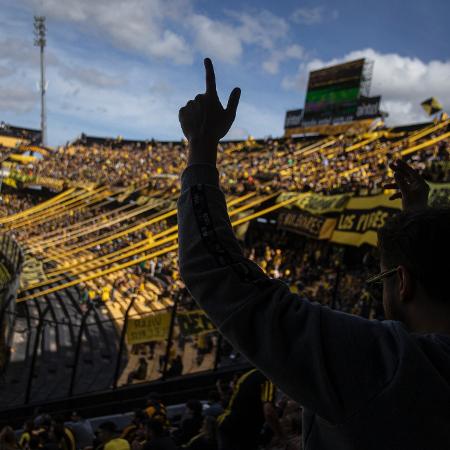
303, 59, 364, 124
285, 58, 383, 134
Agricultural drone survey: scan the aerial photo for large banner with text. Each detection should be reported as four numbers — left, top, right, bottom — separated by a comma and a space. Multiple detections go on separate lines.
276, 190, 406, 247
330, 194, 401, 246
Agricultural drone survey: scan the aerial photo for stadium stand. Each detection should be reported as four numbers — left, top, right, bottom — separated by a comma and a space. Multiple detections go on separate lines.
0, 115, 448, 448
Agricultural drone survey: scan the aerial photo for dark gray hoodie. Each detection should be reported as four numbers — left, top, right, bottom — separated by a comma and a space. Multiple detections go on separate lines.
177, 164, 450, 450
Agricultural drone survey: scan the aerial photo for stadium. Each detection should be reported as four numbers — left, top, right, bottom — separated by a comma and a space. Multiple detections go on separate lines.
0, 4, 449, 450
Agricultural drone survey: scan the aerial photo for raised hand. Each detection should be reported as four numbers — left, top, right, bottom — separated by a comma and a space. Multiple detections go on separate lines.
384, 159, 429, 211
179, 58, 241, 165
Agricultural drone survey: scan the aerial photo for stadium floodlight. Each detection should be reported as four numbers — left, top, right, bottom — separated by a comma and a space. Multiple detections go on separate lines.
33, 16, 47, 146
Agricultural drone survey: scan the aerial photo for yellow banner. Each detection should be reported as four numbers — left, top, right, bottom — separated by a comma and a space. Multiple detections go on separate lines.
277, 191, 351, 215
330, 194, 401, 247
9, 153, 37, 164
127, 312, 171, 344
277, 210, 336, 240
33, 176, 65, 191
20, 256, 47, 289
284, 119, 375, 137
0, 136, 27, 148
19, 145, 50, 157
2, 177, 17, 188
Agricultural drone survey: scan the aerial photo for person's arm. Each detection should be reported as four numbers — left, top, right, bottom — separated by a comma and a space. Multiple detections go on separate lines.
177, 59, 403, 423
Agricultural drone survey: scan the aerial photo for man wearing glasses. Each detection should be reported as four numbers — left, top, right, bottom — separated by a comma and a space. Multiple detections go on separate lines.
177, 58, 450, 450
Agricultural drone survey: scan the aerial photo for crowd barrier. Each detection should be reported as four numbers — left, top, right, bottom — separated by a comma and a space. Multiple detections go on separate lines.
0, 295, 237, 410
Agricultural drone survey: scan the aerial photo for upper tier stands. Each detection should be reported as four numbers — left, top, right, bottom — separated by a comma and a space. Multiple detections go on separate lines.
0, 118, 448, 408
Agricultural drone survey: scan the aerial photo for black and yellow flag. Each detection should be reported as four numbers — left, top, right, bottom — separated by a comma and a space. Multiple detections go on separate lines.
421, 97, 443, 116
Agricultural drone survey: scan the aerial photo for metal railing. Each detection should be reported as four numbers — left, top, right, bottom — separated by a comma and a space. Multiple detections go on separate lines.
0, 296, 236, 410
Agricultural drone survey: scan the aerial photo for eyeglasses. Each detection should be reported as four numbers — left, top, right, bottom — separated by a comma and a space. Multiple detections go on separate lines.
366, 267, 399, 285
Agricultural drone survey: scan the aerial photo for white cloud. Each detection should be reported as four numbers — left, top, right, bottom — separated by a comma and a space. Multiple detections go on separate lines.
149, 80, 174, 100
285, 45, 305, 59
0, 65, 15, 78
263, 44, 305, 75
25, 0, 194, 64
230, 9, 301, 74
282, 62, 309, 91
23, 1, 298, 69
0, 37, 39, 66
0, 36, 42, 115
188, 9, 293, 65
0, 26, 186, 144
58, 66, 127, 89
230, 10, 290, 50
292, 6, 338, 25
189, 14, 243, 63
262, 59, 279, 76
0, 86, 37, 113
45, 69, 183, 143
283, 48, 450, 124
18, 0, 306, 74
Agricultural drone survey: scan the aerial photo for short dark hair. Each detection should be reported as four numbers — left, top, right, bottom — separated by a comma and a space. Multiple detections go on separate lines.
378, 208, 450, 304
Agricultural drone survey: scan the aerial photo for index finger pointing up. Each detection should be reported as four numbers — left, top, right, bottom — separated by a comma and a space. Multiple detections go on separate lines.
204, 58, 217, 95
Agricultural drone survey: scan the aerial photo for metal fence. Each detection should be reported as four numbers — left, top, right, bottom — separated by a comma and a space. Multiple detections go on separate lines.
0, 295, 243, 410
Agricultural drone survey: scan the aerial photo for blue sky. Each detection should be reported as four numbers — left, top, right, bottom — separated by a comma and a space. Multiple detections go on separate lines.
0, 0, 449, 146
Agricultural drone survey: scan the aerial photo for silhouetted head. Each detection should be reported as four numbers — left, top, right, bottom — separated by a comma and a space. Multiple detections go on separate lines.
377, 208, 450, 328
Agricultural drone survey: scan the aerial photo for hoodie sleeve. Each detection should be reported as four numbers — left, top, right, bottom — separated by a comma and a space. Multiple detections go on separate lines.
177, 163, 402, 423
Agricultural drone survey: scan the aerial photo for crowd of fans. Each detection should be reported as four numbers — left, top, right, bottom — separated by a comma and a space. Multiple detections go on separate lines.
0, 372, 302, 450
23, 122, 449, 198
0, 121, 449, 446
32, 142, 185, 190
0, 122, 448, 386
245, 225, 381, 317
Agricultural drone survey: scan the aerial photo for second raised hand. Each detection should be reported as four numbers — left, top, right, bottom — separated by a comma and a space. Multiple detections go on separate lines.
179, 58, 241, 166
384, 159, 429, 211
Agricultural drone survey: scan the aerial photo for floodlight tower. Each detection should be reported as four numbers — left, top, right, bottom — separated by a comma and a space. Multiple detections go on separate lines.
34, 16, 47, 146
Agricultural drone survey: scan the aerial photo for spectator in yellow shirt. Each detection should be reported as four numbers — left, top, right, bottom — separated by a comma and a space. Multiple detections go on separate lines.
19, 420, 35, 450
97, 422, 130, 450
101, 286, 111, 302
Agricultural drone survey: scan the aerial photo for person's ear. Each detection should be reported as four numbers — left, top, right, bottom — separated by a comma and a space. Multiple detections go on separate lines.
397, 265, 415, 303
